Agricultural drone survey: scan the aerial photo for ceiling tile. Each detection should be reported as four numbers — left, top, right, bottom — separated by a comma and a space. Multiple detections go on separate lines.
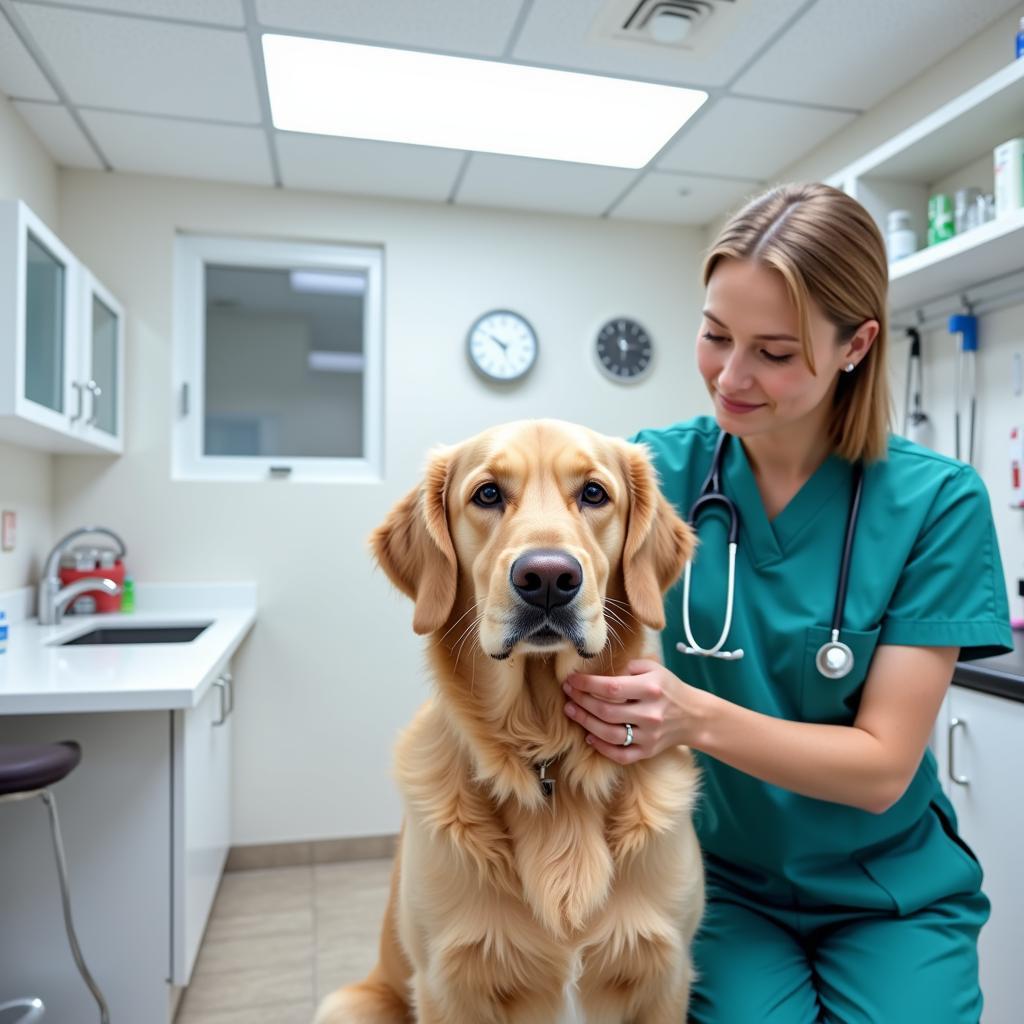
13, 2, 260, 122
277, 132, 463, 202
659, 96, 856, 179
0, 9, 56, 100
81, 110, 273, 185
733, 0, 1021, 108
512, 0, 809, 88
456, 153, 636, 217
256, 0, 524, 56
609, 172, 761, 226
16, 0, 245, 26
12, 100, 101, 168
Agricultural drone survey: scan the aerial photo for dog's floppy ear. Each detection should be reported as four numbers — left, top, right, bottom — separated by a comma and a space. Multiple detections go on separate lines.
369, 445, 458, 635
618, 440, 695, 630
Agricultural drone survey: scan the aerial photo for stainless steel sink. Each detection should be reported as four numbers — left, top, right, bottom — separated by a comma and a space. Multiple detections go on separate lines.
58, 624, 212, 645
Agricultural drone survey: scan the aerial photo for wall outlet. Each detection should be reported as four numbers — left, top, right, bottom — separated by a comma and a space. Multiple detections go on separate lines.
1, 510, 15, 552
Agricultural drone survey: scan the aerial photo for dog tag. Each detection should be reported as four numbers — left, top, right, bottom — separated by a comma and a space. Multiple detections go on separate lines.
537, 759, 555, 798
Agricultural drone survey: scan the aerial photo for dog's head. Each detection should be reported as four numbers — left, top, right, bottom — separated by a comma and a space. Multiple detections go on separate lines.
370, 419, 694, 661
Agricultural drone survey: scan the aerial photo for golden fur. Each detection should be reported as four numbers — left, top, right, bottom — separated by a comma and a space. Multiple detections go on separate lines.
314, 419, 704, 1024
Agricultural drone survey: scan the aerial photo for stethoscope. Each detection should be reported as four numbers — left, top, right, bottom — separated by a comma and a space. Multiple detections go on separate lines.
677, 430, 865, 680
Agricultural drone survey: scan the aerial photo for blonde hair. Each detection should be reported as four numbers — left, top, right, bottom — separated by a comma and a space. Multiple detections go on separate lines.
703, 183, 891, 463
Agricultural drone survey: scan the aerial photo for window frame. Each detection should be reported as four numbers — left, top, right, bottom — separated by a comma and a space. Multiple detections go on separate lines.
172, 232, 383, 483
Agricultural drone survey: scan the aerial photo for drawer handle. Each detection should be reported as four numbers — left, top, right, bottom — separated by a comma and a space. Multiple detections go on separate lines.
212, 678, 228, 727
948, 717, 968, 786
222, 670, 234, 715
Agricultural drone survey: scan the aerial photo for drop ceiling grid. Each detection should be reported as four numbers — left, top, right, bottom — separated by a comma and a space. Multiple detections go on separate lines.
657, 96, 857, 179
12, 97, 100, 167
27, 0, 246, 27
457, 153, 637, 217
254, 0, 525, 57
510, 0, 815, 87
0, 0, 1018, 225
12, 1, 262, 121
275, 132, 466, 203
732, 0, 1024, 107
0, 7, 54, 99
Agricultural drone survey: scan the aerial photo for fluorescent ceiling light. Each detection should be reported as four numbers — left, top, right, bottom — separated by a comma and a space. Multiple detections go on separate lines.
289, 270, 366, 296
308, 351, 365, 373
262, 34, 707, 169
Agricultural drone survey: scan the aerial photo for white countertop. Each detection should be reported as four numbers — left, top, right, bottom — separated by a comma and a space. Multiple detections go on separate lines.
0, 582, 257, 714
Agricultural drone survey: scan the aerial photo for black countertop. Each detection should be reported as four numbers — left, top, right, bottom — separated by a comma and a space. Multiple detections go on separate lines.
954, 631, 1024, 704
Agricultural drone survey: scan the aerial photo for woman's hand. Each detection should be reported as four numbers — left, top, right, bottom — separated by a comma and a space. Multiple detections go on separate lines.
562, 657, 706, 763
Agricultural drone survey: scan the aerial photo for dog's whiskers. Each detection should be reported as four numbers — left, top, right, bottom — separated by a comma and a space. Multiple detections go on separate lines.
453, 610, 486, 672
439, 597, 487, 644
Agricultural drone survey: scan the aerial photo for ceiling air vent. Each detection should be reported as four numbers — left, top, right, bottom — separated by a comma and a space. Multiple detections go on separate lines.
589, 0, 742, 54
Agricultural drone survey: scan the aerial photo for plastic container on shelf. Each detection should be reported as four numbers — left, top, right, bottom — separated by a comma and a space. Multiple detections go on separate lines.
954, 187, 982, 234
886, 209, 917, 261
1016, 15, 1024, 59
120, 577, 135, 613
927, 193, 955, 244
994, 138, 1024, 217
0, 610, 7, 654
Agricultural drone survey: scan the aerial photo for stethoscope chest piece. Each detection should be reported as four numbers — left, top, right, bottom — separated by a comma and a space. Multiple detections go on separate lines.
815, 630, 854, 680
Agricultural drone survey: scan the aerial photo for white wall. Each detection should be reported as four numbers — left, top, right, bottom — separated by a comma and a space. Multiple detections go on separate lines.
53, 171, 709, 844
0, 92, 57, 593
762, 3, 1024, 621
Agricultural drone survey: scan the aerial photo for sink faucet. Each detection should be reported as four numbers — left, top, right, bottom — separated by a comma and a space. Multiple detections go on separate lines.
39, 526, 127, 626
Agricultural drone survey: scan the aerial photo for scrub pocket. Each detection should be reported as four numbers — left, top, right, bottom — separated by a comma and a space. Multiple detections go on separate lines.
856, 802, 984, 916
800, 624, 881, 724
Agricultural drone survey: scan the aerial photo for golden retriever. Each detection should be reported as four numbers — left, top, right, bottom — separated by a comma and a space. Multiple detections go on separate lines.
314, 419, 704, 1024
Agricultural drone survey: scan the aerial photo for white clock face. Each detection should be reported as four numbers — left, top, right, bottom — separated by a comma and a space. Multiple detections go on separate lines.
467, 310, 538, 382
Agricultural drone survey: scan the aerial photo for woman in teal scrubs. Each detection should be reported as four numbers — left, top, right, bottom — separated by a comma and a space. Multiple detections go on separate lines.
562, 182, 1013, 1022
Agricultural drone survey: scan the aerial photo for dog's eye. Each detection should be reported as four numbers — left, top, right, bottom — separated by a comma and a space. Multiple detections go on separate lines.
581, 482, 609, 506
472, 483, 503, 507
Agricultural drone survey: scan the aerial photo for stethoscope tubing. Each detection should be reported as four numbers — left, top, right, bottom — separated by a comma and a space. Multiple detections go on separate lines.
679, 430, 864, 679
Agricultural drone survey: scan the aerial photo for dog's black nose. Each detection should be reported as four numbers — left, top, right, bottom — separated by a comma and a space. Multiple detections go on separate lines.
510, 549, 582, 610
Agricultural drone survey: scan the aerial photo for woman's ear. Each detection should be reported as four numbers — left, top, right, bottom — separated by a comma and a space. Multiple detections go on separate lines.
368, 445, 458, 635
618, 441, 695, 630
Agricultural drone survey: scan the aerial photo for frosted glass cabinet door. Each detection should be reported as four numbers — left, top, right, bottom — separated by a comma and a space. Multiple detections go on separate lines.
89, 293, 118, 437
77, 270, 124, 452
24, 231, 67, 415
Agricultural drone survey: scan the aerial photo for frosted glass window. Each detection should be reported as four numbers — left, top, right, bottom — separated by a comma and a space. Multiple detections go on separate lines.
203, 264, 365, 459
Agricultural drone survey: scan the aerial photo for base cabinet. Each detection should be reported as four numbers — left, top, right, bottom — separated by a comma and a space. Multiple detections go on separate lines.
0, 670, 234, 1019
934, 686, 1024, 1024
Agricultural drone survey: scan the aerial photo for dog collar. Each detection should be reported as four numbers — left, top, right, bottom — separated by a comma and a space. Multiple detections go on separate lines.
534, 757, 556, 798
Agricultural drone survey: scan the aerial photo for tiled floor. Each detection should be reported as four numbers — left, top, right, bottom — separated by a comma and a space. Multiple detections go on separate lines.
174, 858, 393, 1024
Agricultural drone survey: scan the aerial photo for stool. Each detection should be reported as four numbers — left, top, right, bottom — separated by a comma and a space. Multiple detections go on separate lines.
0, 743, 110, 1023
0, 999, 44, 1023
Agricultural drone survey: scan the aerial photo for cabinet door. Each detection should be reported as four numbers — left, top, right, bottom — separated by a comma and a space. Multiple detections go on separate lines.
75, 269, 125, 452
0, 200, 78, 438
946, 686, 1024, 1024
172, 665, 233, 985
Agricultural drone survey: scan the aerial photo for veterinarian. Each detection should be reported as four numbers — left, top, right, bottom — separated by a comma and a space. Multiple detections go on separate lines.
562, 182, 1012, 1023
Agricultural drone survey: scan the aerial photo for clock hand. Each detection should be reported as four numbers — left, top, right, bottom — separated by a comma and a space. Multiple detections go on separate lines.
485, 332, 508, 351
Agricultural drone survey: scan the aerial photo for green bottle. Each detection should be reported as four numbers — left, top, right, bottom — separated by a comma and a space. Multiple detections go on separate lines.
121, 577, 135, 613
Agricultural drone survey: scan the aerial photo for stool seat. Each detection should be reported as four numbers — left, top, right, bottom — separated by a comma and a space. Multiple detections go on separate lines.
0, 742, 81, 796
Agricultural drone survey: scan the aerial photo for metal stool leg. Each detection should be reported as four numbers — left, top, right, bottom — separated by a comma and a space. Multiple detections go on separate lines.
39, 791, 110, 1024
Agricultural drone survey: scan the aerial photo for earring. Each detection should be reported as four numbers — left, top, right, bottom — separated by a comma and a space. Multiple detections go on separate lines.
844, 362, 855, 373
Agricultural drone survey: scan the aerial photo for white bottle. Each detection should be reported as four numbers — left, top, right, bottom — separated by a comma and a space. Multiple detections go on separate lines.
993, 138, 1024, 217
886, 209, 917, 261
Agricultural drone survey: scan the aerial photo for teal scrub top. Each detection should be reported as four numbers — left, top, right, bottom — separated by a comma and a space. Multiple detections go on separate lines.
632, 416, 1013, 911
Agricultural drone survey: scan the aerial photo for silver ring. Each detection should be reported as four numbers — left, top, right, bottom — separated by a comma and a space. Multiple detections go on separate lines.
622, 723, 634, 748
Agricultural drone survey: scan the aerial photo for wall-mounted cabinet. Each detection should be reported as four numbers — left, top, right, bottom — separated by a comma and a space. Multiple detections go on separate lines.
0, 199, 124, 454
827, 58, 1024, 314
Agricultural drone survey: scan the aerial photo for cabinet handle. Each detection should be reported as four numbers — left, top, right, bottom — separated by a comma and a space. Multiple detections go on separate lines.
212, 678, 228, 727
70, 381, 86, 423
948, 717, 969, 786
85, 379, 102, 427
222, 671, 234, 715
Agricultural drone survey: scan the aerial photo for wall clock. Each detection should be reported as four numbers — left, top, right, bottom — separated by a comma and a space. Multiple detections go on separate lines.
466, 309, 538, 383
595, 317, 654, 383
